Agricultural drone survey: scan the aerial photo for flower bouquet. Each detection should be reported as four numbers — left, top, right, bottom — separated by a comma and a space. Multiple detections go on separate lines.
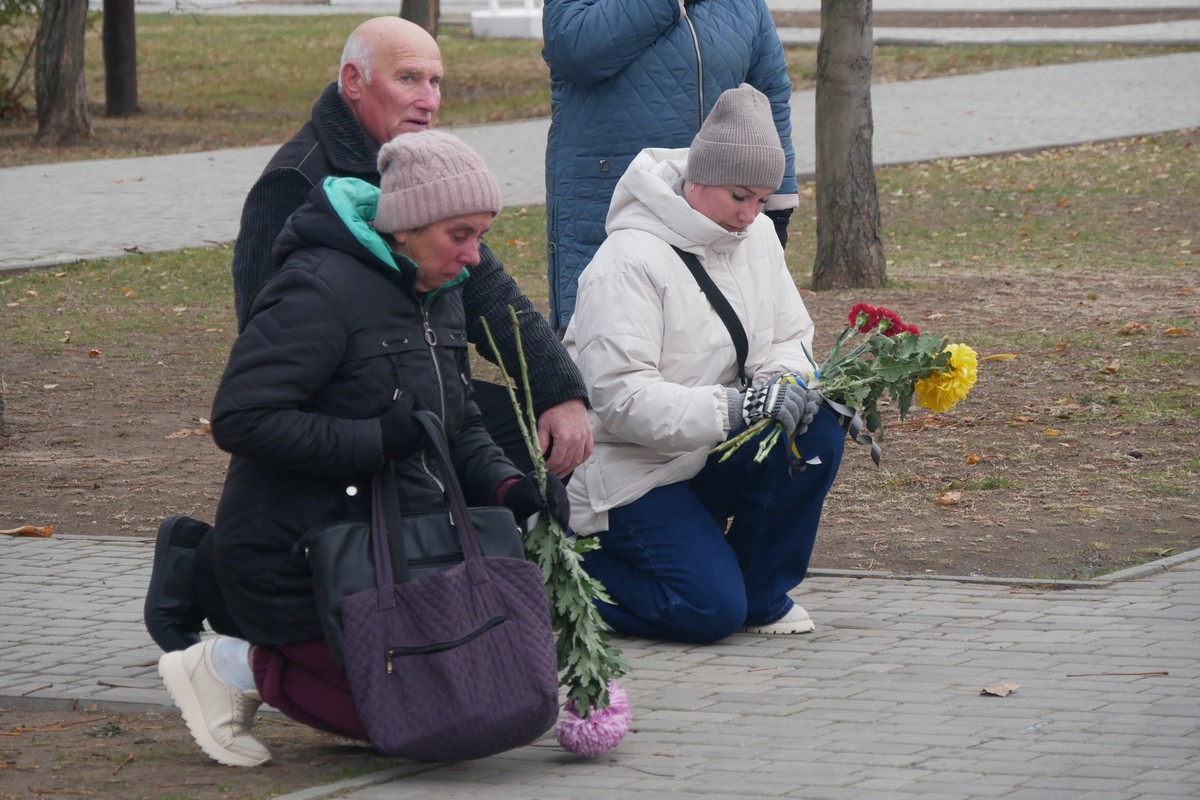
713, 303, 978, 466
480, 308, 632, 758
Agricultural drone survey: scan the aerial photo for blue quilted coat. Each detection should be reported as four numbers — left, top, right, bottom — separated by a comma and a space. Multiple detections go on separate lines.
542, 0, 797, 330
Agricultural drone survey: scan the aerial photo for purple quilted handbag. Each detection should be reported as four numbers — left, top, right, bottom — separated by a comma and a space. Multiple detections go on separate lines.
340, 412, 559, 762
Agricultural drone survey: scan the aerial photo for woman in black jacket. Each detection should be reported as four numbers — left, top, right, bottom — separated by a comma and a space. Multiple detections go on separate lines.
157, 131, 569, 767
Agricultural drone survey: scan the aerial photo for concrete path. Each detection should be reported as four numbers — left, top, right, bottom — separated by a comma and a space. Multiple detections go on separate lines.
2, 52, 1198, 271
3, 534, 1198, 799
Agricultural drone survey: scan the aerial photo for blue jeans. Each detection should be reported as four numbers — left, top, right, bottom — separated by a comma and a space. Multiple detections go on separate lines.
582, 406, 845, 643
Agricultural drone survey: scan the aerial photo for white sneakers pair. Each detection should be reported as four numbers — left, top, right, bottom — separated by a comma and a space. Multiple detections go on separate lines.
158, 638, 272, 767
740, 603, 816, 635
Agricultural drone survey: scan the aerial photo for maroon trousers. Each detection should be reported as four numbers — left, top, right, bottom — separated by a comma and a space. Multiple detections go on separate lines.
251, 638, 369, 742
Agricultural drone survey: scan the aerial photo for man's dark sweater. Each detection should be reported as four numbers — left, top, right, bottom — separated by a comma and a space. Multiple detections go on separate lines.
230, 82, 587, 419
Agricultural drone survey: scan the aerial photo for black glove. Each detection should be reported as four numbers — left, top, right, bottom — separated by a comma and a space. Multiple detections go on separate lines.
378, 393, 424, 460
764, 207, 793, 248
737, 376, 821, 438
500, 471, 571, 530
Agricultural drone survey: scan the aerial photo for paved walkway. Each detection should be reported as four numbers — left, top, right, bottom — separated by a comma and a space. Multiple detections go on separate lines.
3, 534, 1199, 799
2, 26, 1198, 271
4, 5, 1200, 798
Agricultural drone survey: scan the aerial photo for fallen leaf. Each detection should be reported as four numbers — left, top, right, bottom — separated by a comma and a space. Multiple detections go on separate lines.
981, 682, 1019, 697
1057, 197, 1070, 207
981, 353, 1018, 362
1012, 416, 1036, 423
938, 491, 962, 506
1162, 327, 1187, 336
1043, 428, 1061, 437
1180, 287, 1198, 295
1117, 322, 1148, 335
43, 384, 58, 390
966, 454, 984, 465
0, 525, 54, 538
88, 349, 102, 358
166, 427, 210, 439
25, 289, 37, 297
1100, 359, 1121, 375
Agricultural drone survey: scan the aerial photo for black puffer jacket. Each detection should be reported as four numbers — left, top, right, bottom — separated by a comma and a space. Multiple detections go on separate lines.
211, 177, 521, 645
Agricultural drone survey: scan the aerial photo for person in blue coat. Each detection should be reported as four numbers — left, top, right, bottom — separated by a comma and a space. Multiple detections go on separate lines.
542, 0, 799, 332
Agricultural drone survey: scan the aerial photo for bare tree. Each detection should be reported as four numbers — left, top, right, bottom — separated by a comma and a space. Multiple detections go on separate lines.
401, 0, 439, 36
34, 0, 92, 144
812, 0, 885, 290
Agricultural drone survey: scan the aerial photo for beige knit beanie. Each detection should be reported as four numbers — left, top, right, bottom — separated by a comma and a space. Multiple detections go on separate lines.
684, 84, 785, 191
374, 130, 502, 233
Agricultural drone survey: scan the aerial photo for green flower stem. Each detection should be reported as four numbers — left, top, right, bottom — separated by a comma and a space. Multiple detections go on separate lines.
711, 418, 773, 461
479, 309, 630, 717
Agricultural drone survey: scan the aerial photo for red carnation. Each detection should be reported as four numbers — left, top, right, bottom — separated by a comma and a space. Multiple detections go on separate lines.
849, 303, 879, 332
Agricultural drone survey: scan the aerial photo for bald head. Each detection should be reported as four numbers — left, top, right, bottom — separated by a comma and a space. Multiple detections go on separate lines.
338, 16, 444, 146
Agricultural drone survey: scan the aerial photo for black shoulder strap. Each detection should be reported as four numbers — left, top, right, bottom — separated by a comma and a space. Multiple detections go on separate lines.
671, 246, 749, 389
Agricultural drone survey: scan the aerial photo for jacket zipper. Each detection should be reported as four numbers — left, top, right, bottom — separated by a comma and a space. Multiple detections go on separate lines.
419, 306, 446, 494
684, 14, 705, 129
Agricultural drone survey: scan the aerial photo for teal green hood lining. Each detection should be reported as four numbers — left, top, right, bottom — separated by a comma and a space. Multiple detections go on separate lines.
322, 176, 469, 307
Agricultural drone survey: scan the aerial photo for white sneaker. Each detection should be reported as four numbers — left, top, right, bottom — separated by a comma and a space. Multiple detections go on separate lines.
740, 604, 815, 635
158, 639, 272, 767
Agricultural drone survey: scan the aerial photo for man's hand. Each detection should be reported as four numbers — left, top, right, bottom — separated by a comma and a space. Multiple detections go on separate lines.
537, 399, 593, 478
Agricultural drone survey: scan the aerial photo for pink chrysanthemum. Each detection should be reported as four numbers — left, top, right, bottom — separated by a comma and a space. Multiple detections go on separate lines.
555, 682, 631, 758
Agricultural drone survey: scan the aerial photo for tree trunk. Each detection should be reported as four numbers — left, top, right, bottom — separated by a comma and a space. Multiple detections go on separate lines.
103, 0, 137, 117
34, 0, 92, 144
400, 0, 439, 37
812, 0, 885, 291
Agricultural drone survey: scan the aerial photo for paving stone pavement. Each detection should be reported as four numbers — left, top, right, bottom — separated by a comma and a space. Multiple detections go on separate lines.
3, 534, 1198, 799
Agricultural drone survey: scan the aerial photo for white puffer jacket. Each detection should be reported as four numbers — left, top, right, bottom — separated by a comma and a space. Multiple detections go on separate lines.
564, 148, 817, 535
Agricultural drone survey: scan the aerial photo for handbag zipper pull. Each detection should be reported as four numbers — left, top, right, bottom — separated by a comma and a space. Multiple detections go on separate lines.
386, 649, 395, 674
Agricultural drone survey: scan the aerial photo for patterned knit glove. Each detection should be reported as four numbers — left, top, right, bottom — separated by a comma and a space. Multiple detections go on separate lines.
737, 376, 821, 437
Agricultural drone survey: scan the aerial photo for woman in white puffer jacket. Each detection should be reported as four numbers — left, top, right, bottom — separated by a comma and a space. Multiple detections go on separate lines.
564, 85, 846, 644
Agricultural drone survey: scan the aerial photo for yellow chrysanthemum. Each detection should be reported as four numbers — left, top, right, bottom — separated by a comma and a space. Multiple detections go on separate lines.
915, 342, 978, 413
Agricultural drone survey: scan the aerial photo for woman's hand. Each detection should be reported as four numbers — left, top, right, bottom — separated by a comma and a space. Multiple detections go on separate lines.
499, 471, 572, 529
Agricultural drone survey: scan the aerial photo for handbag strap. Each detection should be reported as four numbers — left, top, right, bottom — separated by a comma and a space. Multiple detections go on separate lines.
369, 468, 399, 607
369, 411, 487, 601
671, 245, 749, 390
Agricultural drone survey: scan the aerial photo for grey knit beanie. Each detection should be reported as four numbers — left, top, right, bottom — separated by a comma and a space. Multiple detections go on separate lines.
374, 130, 502, 233
685, 84, 785, 190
